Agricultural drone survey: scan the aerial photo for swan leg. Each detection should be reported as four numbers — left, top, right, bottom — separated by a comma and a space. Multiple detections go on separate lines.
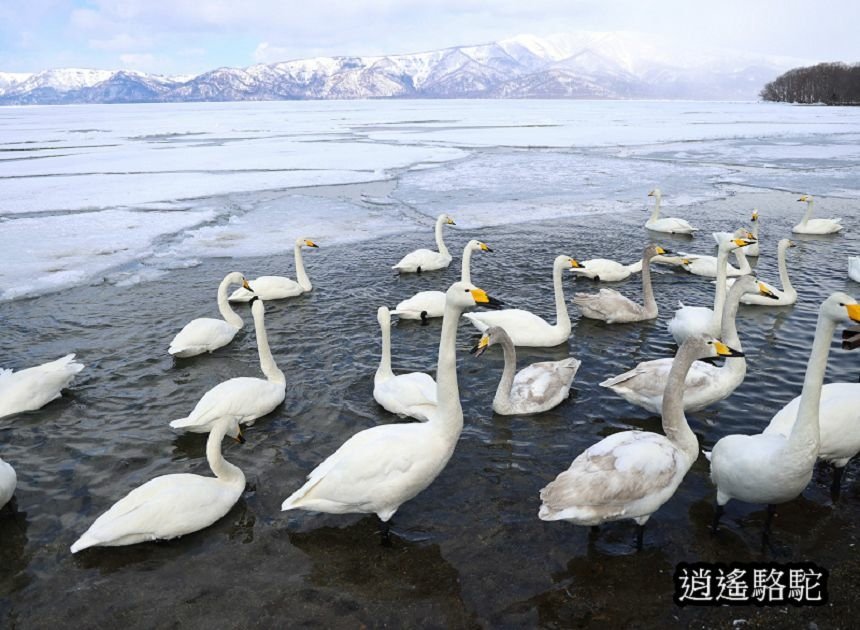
711, 503, 724, 534
831, 465, 845, 501
635, 524, 645, 550
420, 311, 429, 326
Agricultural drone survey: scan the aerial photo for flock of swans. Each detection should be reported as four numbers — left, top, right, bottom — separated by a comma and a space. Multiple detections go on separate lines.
1, 190, 859, 554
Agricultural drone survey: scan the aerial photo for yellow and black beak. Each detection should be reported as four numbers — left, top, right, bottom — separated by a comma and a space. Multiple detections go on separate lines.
681, 258, 692, 265
470, 334, 491, 357
758, 283, 780, 300
647, 190, 655, 197
847, 303, 860, 323
733, 238, 756, 248
480, 242, 493, 252
242, 279, 253, 291
234, 426, 246, 444
570, 259, 583, 268
305, 240, 319, 248
655, 246, 670, 255
447, 218, 456, 225
470, 288, 504, 310
797, 195, 808, 202
751, 210, 759, 221
714, 340, 744, 358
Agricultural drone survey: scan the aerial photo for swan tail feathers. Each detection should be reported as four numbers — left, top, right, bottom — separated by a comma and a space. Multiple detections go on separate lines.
281, 481, 317, 511
169, 416, 193, 429
55, 354, 85, 375
70, 533, 98, 554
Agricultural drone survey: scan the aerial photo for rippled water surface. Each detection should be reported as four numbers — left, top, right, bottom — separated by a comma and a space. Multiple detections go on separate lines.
2, 108, 860, 627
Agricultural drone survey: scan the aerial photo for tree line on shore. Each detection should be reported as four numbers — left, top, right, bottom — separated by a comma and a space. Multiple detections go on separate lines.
761, 62, 860, 105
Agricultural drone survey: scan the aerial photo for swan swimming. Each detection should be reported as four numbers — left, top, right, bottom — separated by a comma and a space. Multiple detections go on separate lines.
472, 326, 580, 415
228, 238, 318, 301
644, 188, 698, 235
373, 306, 438, 421
282, 282, 503, 533
539, 335, 743, 548
168, 272, 253, 357
682, 229, 755, 278
792, 195, 842, 234
849, 257, 860, 282
392, 214, 456, 273
392, 240, 492, 323
0, 354, 85, 420
725, 239, 797, 306
170, 297, 286, 433
71, 416, 246, 552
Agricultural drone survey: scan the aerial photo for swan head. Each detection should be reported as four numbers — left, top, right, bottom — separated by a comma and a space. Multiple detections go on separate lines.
647, 188, 662, 199
779, 238, 797, 252
470, 325, 511, 357
297, 238, 319, 248
797, 194, 812, 203
823, 292, 860, 324
720, 236, 756, 252
732, 275, 779, 300
226, 272, 252, 291
644, 244, 670, 259
751, 209, 759, 222
377, 305, 391, 326
555, 255, 578, 270
467, 240, 493, 253
218, 416, 245, 443
684, 334, 745, 360
446, 281, 503, 310
439, 213, 456, 226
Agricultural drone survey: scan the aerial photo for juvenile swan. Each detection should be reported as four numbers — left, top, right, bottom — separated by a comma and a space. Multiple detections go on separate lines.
392, 214, 456, 273
539, 336, 743, 548
472, 326, 581, 415
0, 354, 85, 420
282, 282, 503, 529
644, 188, 698, 234
792, 195, 842, 234
229, 238, 318, 301
71, 416, 245, 552
169, 272, 253, 357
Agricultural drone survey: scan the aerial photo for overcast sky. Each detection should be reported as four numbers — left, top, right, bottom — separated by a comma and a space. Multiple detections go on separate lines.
1, 0, 857, 74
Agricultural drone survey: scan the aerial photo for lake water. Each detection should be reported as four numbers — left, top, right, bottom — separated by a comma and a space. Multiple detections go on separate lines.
1, 100, 859, 627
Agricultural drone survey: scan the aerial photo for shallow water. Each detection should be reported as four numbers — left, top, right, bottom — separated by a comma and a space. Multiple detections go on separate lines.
1, 185, 859, 627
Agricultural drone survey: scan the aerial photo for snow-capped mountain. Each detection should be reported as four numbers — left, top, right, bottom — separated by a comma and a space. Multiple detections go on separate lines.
0, 32, 803, 104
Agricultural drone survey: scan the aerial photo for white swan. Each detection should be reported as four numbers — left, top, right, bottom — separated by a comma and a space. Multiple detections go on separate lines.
726, 239, 797, 306
169, 272, 253, 357
392, 240, 492, 323
0, 457, 15, 509
170, 297, 286, 433
539, 335, 742, 548
71, 416, 246, 552
373, 306, 438, 421
392, 214, 456, 273
666, 236, 755, 345
569, 256, 642, 282
747, 210, 760, 256
644, 188, 698, 235
281, 282, 503, 528
707, 293, 860, 533
0, 354, 85, 420
572, 245, 665, 323
464, 255, 576, 347
228, 238, 318, 302
792, 195, 842, 234
682, 229, 754, 278
849, 257, 860, 282
472, 326, 580, 415
601, 276, 777, 413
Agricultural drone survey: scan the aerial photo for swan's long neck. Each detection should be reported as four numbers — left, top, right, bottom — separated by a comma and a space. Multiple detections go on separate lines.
641, 254, 657, 316
217, 276, 244, 328
207, 421, 244, 484
252, 305, 286, 385
751, 221, 759, 241
777, 243, 793, 293
800, 200, 814, 225
711, 247, 730, 331
649, 194, 661, 222
294, 243, 311, 291
552, 261, 571, 336
435, 217, 450, 258
433, 300, 464, 442
460, 245, 473, 284
494, 335, 517, 408
720, 281, 746, 349
733, 248, 751, 274
661, 342, 700, 461
787, 308, 835, 456
376, 315, 394, 382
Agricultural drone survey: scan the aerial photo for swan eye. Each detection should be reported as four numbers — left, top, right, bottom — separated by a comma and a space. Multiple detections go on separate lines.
464, 289, 470, 293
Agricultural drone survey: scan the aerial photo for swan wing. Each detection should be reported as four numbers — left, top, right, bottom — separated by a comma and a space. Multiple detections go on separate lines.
171, 377, 285, 432
463, 310, 553, 344
392, 249, 450, 272
229, 276, 303, 301
392, 291, 446, 318
600, 358, 720, 412
0, 354, 85, 418
168, 318, 238, 356
510, 358, 580, 404
573, 289, 643, 322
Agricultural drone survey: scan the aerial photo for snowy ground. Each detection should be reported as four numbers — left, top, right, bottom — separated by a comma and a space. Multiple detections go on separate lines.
1, 100, 859, 300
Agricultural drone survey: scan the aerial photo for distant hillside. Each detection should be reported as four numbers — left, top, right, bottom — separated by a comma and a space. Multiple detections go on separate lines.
761, 62, 860, 105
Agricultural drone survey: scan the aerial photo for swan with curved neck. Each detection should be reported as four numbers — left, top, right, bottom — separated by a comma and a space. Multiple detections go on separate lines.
464, 255, 577, 347
392, 214, 456, 273
169, 271, 253, 357
229, 238, 318, 302
727, 239, 797, 306
392, 240, 492, 323
572, 244, 666, 323
540, 335, 743, 548
71, 416, 246, 552
282, 282, 503, 528
644, 188, 698, 235
0, 456, 15, 509
170, 296, 286, 433
0, 354, 85, 420
792, 194, 842, 234
472, 326, 580, 415
373, 306, 438, 421
602, 276, 778, 413
667, 236, 755, 345
708, 293, 860, 534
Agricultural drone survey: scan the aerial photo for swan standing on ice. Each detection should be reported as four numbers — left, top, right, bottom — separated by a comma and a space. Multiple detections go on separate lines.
229, 238, 318, 301
170, 297, 286, 433
71, 416, 246, 553
792, 195, 842, 234
373, 306, 438, 421
471, 326, 580, 415
168, 272, 253, 357
464, 255, 577, 347
0, 457, 15, 510
666, 236, 756, 345
0, 354, 85, 420
392, 214, 456, 273
539, 335, 743, 549
707, 293, 860, 537
282, 282, 503, 536
644, 188, 697, 235
726, 239, 797, 306
601, 276, 777, 413
849, 257, 860, 282
572, 245, 667, 323
392, 240, 492, 323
